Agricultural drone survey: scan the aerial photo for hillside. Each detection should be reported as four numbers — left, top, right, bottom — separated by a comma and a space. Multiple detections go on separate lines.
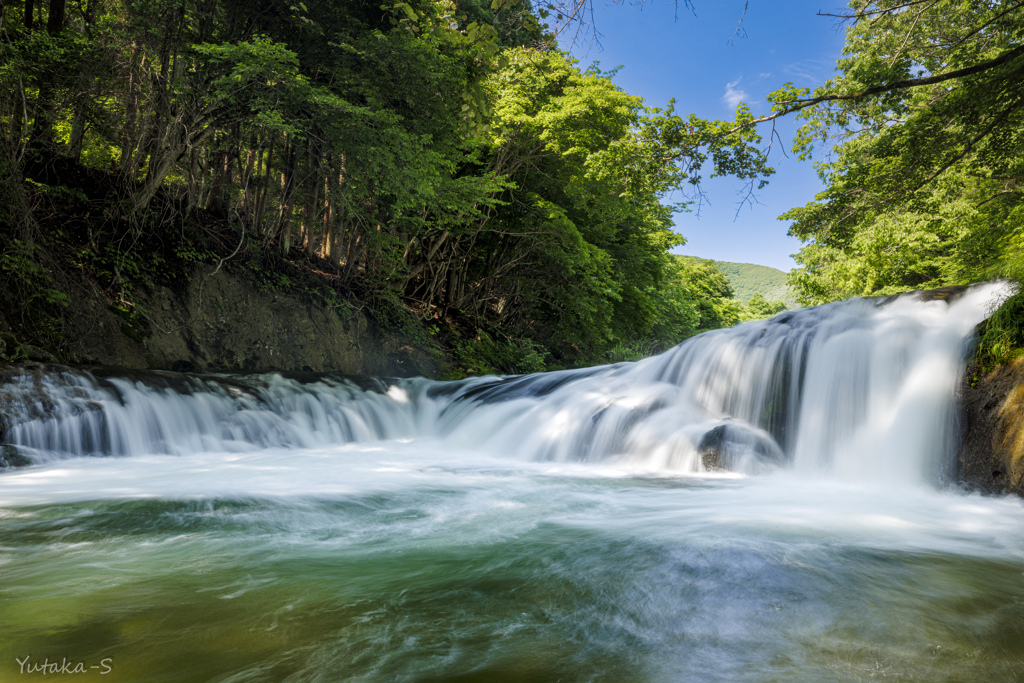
714, 262, 794, 305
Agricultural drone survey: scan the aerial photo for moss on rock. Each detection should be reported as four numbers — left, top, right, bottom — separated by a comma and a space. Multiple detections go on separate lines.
958, 357, 1024, 495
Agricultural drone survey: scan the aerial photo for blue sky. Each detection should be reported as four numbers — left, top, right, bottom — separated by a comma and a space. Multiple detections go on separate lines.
560, 1, 848, 271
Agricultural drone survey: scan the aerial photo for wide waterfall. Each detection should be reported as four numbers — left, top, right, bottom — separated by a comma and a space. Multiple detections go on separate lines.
0, 283, 1002, 481
2, 283, 1024, 682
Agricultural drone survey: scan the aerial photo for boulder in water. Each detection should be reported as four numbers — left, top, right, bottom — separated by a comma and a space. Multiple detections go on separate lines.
699, 422, 786, 474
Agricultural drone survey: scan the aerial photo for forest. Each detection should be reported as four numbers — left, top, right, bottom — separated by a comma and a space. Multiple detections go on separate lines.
775, 0, 1024, 365
714, 261, 792, 305
0, 0, 779, 373
0, 0, 1022, 372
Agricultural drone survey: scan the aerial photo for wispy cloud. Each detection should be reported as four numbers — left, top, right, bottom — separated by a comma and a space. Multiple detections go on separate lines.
783, 58, 834, 86
722, 78, 748, 110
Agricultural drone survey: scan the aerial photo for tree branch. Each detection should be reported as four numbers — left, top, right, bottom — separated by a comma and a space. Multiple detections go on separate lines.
738, 43, 1024, 130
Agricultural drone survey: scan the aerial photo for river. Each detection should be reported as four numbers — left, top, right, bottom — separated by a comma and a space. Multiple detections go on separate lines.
2, 283, 1023, 681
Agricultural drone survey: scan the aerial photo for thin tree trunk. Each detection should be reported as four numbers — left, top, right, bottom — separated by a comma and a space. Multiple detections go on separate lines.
67, 104, 87, 161
132, 125, 213, 211
119, 46, 145, 176
206, 144, 231, 216
279, 140, 297, 254
253, 141, 275, 237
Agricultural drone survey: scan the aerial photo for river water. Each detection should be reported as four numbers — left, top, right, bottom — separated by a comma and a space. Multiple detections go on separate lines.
2, 284, 1024, 681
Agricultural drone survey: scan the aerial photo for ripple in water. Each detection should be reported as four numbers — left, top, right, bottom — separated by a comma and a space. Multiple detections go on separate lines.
1, 284, 1023, 681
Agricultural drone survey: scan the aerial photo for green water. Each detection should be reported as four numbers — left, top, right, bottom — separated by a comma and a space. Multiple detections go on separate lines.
2, 447, 1024, 682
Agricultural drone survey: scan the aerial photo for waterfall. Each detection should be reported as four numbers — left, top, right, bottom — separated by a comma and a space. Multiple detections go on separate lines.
0, 283, 1008, 485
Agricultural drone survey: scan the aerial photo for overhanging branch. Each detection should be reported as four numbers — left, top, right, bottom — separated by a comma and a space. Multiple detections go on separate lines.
740, 43, 1024, 130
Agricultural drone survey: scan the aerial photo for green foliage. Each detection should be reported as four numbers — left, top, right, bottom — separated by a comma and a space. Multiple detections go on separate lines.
248, 262, 294, 293
670, 256, 744, 330
0, 332, 27, 361
174, 242, 217, 264
451, 328, 549, 376
977, 291, 1024, 372
0, 0, 780, 370
605, 340, 659, 363
782, 1, 1024, 306
0, 240, 69, 346
743, 292, 788, 320
435, 51, 773, 362
0, 243, 70, 309
714, 261, 793, 304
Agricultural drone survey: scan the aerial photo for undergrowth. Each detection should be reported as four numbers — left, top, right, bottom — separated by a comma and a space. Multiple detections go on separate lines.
976, 289, 1024, 373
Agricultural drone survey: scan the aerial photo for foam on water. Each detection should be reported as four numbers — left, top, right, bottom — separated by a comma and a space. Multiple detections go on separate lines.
3, 284, 1024, 682
0, 282, 1010, 486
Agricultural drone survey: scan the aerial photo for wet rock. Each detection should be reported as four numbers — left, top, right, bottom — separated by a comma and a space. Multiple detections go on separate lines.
22, 344, 57, 363
958, 357, 1024, 495
699, 421, 786, 473
0, 444, 30, 468
870, 284, 971, 307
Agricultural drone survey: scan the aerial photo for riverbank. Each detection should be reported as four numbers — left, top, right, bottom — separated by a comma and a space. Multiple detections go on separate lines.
0, 262, 442, 377
958, 356, 1024, 496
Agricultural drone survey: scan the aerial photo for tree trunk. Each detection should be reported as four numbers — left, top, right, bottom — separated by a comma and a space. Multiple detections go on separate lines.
279, 141, 297, 254
46, 0, 65, 35
67, 104, 87, 162
119, 46, 145, 176
206, 145, 231, 217
301, 150, 321, 257
253, 141, 275, 237
132, 124, 213, 212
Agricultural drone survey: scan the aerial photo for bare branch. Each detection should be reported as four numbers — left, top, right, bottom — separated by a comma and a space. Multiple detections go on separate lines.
816, 0, 937, 24
727, 0, 749, 44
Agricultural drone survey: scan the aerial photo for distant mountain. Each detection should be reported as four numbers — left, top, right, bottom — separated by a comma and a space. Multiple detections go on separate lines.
714, 261, 794, 305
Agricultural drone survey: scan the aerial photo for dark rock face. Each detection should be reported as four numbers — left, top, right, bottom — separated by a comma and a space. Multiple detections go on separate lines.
0, 444, 30, 468
44, 265, 442, 378
957, 357, 1024, 495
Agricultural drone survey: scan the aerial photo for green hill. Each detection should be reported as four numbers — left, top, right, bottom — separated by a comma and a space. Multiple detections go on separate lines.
714, 262, 794, 305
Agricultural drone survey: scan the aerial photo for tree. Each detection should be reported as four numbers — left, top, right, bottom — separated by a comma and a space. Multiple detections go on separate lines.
401, 49, 772, 359
744, 291, 786, 319
0, 0, 774, 363
763, 0, 1024, 303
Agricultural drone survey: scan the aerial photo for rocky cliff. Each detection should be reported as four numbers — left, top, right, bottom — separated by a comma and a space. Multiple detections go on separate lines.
958, 357, 1024, 495
0, 264, 443, 378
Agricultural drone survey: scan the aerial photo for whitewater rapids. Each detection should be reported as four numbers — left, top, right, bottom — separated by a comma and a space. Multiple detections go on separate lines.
1, 283, 1023, 682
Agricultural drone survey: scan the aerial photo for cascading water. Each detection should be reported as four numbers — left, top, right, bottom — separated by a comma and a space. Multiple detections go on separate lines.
2, 282, 1023, 682
0, 282, 1003, 481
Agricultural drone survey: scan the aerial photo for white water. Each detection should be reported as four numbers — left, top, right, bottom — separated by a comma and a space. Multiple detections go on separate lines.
2, 283, 1023, 682
0, 282, 1007, 483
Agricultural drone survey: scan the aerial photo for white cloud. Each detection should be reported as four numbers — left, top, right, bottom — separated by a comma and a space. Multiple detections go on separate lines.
722, 78, 748, 110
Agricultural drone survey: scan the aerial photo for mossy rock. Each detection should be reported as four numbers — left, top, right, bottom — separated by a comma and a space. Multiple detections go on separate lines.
0, 444, 31, 468
977, 291, 1024, 372
22, 344, 57, 363
0, 332, 26, 361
